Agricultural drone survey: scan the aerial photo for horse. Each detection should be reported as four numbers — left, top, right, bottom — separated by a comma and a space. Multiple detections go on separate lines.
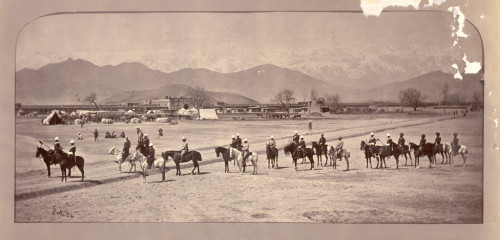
449, 144, 468, 167
360, 140, 381, 169
162, 150, 202, 176
136, 142, 149, 156
434, 143, 450, 164
283, 142, 314, 171
108, 146, 140, 173
266, 143, 279, 169
395, 144, 413, 166
328, 146, 351, 170
228, 147, 258, 174
215, 146, 232, 173
141, 151, 170, 182
35, 147, 58, 178
51, 149, 85, 182
311, 141, 329, 166
409, 142, 436, 168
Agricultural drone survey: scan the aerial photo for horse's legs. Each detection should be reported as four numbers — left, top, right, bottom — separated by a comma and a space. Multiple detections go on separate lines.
68, 167, 72, 177
462, 153, 466, 167
395, 156, 399, 169
225, 160, 229, 173
77, 164, 84, 181
46, 163, 51, 177
345, 157, 349, 171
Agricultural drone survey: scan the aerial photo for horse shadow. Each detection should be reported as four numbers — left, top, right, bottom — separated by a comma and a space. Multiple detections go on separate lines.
149, 179, 176, 184
72, 179, 102, 184
276, 166, 289, 170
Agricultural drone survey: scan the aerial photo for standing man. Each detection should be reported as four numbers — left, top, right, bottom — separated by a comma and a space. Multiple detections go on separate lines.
308, 120, 312, 132
138, 129, 144, 144
292, 130, 300, 145
180, 136, 189, 161
235, 133, 242, 151
398, 133, 405, 148
368, 132, 377, 146
122, 136, 131, 161
69, 140, 76, 164
93, 129, 99, 142
158, 127, 163, 139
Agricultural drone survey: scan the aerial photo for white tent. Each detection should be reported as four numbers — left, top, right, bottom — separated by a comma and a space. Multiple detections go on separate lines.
42, 111, 63, 125
199, 109, 219, 120
126, 110, 135, 115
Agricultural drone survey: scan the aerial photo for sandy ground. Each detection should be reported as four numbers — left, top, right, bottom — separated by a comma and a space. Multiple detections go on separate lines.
15, 112, 483, 222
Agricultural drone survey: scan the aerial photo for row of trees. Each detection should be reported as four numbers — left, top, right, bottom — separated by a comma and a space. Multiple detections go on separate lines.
274, 88, 341, 113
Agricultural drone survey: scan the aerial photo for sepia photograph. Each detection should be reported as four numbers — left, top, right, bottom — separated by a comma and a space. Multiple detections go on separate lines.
3, 1, 500, 239
13, 9, 486, 223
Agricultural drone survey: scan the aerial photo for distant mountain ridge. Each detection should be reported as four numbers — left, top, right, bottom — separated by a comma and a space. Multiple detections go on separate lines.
16, 58, 482, 105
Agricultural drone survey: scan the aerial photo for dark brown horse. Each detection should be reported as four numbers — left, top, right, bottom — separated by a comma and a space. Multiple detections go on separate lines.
409, 142, 436, 168
311, 141, 329, 166
266, 143, 279, 169
283, 142, 314, 171
215, 146, 232, 173
360, 140, 381, 169
36, 147, 84, 181
162, 150, 202, 176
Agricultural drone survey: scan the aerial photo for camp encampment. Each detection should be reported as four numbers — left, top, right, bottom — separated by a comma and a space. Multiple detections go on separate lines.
42, 111, 64, 125
199, 109, 219, 120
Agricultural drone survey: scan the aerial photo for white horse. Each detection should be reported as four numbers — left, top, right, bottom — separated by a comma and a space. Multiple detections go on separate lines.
328, 146, 351, 170
108, 146, 141, 173
229, 147, 258, 174
449, 144, 468, 167
140, 152, 172, 182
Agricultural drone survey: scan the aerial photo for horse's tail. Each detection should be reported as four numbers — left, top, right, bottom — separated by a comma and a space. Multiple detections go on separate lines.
76, 156, 85, 167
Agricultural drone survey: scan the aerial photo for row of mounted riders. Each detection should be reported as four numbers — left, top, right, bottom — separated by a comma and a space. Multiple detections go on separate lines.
359, 132, 468, 170
34, 131, 468, 183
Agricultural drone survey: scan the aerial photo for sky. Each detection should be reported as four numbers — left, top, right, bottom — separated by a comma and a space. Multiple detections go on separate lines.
16, 11, 483, 80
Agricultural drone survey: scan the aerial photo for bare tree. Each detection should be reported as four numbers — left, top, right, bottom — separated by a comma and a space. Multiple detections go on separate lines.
457, 89, 467, 104
324, 94, 341, 113
301, 89, 308, 102
192, 87, 211, 109
83, 92, 99, 110
472, 91, 482, 111
310, 88, 318, 101
274, 89, 296, 113
399, 88, 426, 111
441, 83, 450, 105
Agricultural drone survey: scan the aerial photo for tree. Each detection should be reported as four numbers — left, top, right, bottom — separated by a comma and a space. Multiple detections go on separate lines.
324, 94, 341, 113
441, 83, 449, 105
472, 91, 482, 111
83, 92, 99, 110
192, 87, 210, 109
274, 89, 296, 113
310, 88, 318, 101
399, 88, 426, 111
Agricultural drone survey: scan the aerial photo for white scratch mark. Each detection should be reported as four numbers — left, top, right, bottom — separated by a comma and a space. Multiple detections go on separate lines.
463, 54, 482, 74
448, 6, 469, 38
489, 92, 492, 96
480, 15, 486, 19
494, 130, 499, 150
494, 119, 498, 128
360, 0, 421, 16
424, 0, 447, 7
451, 64, 462, 80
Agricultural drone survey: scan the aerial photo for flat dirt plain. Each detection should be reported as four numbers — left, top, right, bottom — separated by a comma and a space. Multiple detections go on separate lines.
15, 112, 483, 223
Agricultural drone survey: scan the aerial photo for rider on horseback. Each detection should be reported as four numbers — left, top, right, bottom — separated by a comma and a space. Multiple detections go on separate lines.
293, 131, 300, 145
241, 139, 250, 161
451, 132, 460, 154
269, 136, 277, 151
142, 134, 150, 149
69, 140, 76, 165
398, 133, 405, 148
123, 136, 131, 161
180, 136, 189, 161
434, 132, 442, 151
419, 134, 426, 151
54, 137, 63, 154
230, 135, 238, 148
368, 132, 377, 146
335, 137, 344, 159
386, 133, 394, 151
319, 133, 326, 149
147, 143, 155, 169
235, 133, 242, 151
298, 136, 306, 158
